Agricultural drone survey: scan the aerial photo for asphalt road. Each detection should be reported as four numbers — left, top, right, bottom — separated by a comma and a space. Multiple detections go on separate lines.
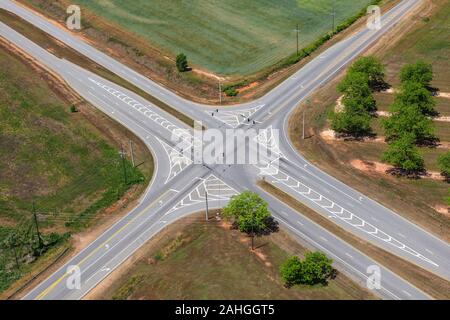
0, 0, 448, 300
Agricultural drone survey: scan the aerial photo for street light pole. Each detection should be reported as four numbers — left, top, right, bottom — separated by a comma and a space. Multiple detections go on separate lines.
205, 190, 209, 221
296, 23, 299, 56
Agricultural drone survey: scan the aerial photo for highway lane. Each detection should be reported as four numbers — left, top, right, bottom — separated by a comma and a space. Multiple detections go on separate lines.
0, 0, 448, 300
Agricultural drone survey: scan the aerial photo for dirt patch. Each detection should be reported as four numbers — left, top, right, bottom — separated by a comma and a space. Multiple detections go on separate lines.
350, 159, 445, 181
320, 130, 385, 143
433, 205, 449, 216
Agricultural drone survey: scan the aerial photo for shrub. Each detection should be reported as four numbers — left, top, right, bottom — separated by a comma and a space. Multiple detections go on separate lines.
224, 87, 238, 97
280, 256, 303, 288
176, 53, 188, 72
280, 252, 334, 287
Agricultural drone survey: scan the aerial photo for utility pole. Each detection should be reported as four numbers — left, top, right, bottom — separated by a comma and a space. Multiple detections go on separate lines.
129, 140, 135, 167
205, 190, 209, 221
32, 202, 43, 249
302, 109, 306, 140
296, 23, 299, 56
219, 81, 222, 105
120, 146, 128, 184
332, 0, 336, 33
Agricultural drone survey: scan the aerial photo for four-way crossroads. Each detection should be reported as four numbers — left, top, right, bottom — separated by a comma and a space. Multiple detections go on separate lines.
0, 0, 448, 300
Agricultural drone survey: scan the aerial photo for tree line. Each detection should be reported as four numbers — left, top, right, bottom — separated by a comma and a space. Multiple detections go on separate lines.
329, 57, 450, 179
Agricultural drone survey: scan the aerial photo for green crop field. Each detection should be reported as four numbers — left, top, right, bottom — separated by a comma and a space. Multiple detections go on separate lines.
74, 0, 373, 75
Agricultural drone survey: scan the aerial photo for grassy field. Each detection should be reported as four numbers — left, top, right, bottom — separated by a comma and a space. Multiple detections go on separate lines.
95, 214, 375, 300
0, 42, 150, 292
69, 0, 372, 76
288, 0, 450, 241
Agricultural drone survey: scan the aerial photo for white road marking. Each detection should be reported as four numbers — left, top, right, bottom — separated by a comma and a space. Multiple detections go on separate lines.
402, 290, 412, 297
256, 163, 438, 267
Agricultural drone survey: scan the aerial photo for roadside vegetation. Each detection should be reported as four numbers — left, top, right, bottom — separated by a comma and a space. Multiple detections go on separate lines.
0, 42, 150, 293
289, 0, 450, 240
280, 252, 334, 288
91, 214, 374, 300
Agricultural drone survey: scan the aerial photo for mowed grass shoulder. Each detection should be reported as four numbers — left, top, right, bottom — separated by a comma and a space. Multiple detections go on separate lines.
97, 215, 375, 300
73, 0, 372, 75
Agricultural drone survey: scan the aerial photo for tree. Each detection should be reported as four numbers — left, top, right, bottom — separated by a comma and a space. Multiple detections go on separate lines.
382, 133, 424, 173
338, 72, 376, 112
395, 81, 436, 116
382, 102, 435, 144
279, 252, 334, 287
348, 56, 385, 90
222, 191, 275, 250
400, 60, 433, 87
330, 107, 372, 137
438, 151, 450, 178
176, 53, 188, 72
280, 256, 303, 288
301, 251, 334, 285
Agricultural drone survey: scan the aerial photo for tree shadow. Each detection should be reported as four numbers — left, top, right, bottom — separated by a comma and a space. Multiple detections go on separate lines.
373, 80, 391, 92
385, 167, 427, 179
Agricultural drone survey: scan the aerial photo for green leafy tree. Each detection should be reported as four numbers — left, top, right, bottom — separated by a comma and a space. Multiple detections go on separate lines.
395, 81, 436, 116
400, 60, 433, 87
382, 133, 424, 173
223, 191, 274, 249
280, 252, 334, 287
348, 56, 385, 89
330, 105, 372, 137
437, 151, 450, 178
338, 72, 376, 112
382, 102, 435, 144
300, 252, 334, 285
280, 256, 303, 288
175, 53, 188, 72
